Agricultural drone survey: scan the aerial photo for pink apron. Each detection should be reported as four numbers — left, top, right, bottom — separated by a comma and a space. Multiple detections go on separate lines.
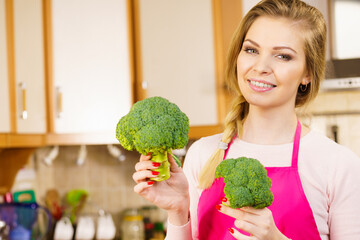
197, 121, 321, 240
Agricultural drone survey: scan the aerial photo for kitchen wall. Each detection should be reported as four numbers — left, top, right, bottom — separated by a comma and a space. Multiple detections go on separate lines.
303, 90, 360, 157
30, 145, 156, 223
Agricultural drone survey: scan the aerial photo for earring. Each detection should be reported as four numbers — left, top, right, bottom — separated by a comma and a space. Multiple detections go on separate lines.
300, 84, 308, 92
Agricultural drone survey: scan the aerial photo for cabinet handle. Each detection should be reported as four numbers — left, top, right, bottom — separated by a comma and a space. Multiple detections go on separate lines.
19, 82, 28, 119
142, 81, 148, 89
56, 87, 63, 118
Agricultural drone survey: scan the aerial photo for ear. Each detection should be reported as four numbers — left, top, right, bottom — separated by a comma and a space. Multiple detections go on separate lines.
301, 72, 311, 85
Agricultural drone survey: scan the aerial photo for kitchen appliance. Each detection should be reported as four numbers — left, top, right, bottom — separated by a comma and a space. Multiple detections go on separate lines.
0, 202, 52, 240
322, 58, 360, 90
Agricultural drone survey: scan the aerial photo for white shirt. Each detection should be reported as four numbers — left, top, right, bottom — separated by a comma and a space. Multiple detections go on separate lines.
166, 130, 360, 240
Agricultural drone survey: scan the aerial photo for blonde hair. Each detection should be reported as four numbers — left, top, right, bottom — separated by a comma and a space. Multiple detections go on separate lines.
198, 0, 327, 189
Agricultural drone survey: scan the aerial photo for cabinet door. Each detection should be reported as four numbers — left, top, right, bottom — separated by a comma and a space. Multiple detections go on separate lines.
0, 0, 10, 133
14, 0, 46, 133
51, 0, 132, 134
136, 0, 218, 126
0, 0, 45, 134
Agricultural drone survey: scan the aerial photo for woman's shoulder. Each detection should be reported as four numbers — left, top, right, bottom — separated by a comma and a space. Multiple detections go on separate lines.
192, 133, 223, 147
187, 133, 222, 156
184, 134, 223, 165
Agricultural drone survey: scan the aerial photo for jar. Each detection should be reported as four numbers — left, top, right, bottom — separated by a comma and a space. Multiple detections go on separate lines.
121, 208, 145, 240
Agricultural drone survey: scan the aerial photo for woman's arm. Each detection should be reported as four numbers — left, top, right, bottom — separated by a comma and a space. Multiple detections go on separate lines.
328, 150, 360, 239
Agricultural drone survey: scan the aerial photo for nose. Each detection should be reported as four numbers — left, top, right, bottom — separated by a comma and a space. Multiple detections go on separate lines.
253, 55, 272, 75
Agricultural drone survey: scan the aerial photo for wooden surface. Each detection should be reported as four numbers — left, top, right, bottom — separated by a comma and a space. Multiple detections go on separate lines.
0, 148, 35, 194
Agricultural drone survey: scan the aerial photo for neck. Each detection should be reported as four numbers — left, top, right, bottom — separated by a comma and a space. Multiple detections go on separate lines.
241, 108, 299, 145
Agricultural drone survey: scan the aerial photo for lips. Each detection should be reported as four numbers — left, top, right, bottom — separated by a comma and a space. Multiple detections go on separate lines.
248, 79, 276, 92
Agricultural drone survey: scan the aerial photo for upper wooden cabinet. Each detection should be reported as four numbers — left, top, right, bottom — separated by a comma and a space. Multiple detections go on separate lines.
1, 0, 243, 147
0, 0, 46, 134
132, 0, 241, 138
13, 0, 47, 134
44, 0, 133, 144
49, 0, 133, 135
1, 0, 133, 147
0, 0, 46, 147
135, 0, 218, 127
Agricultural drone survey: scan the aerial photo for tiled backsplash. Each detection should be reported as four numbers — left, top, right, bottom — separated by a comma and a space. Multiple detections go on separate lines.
33, 145, 153, 216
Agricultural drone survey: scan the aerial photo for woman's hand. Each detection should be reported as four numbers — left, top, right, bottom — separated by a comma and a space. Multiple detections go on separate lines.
218, 200, 289, 240
133, 153, 190, 225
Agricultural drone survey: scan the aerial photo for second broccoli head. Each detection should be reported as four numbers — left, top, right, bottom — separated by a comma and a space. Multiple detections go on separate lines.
116, 96, 189, 181
215, 157, 273, 209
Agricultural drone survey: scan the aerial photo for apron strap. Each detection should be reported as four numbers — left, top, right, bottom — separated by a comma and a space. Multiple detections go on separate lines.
291, 120, 302, 168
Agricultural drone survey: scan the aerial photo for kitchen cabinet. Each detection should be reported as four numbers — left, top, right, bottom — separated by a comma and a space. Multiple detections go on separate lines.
133, 0, 241, 138
45, 0, 133, 144
0, 0, 46, 147
0, 0, 10, 133
1, 0, 133, 147
136, 0, 218, 127
330, 0, 360, 59
2, 0, 242, 146
13, 0, 47, 134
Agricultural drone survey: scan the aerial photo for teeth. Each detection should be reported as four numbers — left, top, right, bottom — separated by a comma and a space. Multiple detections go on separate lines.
250, 80, 274, 88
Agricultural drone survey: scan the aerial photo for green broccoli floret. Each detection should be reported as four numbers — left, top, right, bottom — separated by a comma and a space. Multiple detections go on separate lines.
116, 96, 189, 181
215, 157, 273, 209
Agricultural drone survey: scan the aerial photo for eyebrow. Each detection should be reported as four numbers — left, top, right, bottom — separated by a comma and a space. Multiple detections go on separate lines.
244, 39, 297, 54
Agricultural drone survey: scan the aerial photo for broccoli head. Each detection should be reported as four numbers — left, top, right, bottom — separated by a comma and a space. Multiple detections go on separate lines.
116, 96, 189, 181
215, 157, 273, 209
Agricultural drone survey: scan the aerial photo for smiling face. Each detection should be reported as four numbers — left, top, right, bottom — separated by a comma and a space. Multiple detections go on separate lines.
237, 16, 311, 112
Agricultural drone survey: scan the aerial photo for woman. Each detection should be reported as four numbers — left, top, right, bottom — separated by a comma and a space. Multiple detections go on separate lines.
133, 0, 360, 239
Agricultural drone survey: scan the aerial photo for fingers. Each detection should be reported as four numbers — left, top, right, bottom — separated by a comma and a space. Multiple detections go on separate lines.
219, 198, 262, 219
218, 200, 256, 220
133, 154, 157, 194
135, 156, 160, 172
139, 152, 151, 162
132, 169, 160, 184
133, 180, 154, 194
228, 228, 253, 240
217, 199, 260, 237
233, 219, 257, 237
218, 202, 278, 239
218, 204, 248, 222
133, 153, 162, 183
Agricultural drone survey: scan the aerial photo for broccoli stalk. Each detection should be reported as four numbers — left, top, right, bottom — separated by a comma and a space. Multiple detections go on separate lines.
116, 96, 189, 181
215, 157, 273, 209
